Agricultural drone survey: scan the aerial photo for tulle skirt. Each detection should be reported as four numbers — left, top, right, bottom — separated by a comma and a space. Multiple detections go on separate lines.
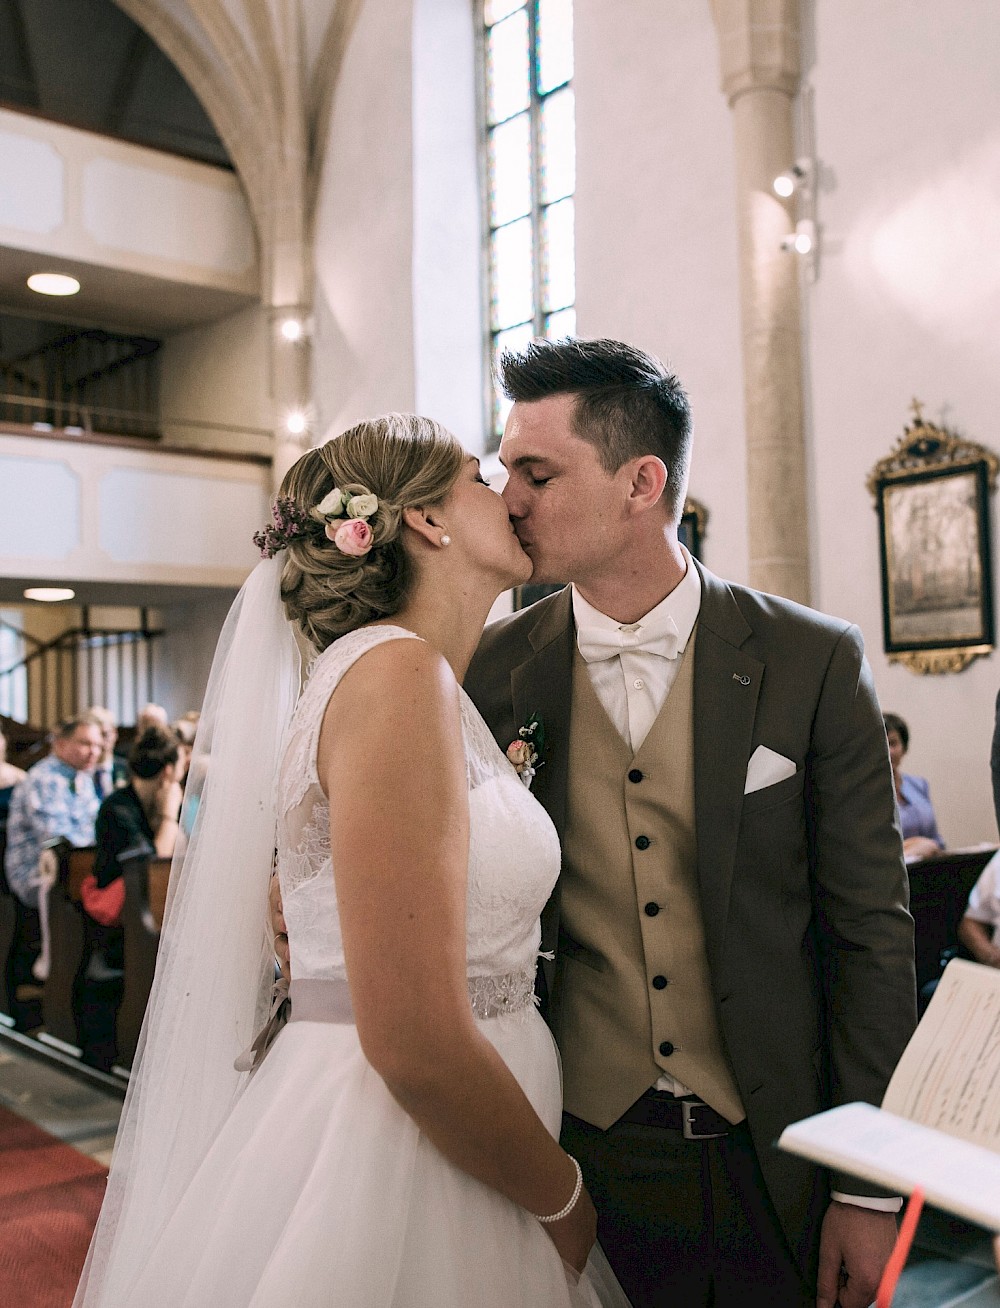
111, 1006, 628, 1306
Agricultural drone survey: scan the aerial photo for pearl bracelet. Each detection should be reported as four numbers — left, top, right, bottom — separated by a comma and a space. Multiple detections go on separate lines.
533, 1154, 583, 1224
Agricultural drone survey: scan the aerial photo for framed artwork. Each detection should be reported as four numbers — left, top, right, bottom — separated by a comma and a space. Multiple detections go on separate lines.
512, 495, 709, 611
868, 406, 997, 674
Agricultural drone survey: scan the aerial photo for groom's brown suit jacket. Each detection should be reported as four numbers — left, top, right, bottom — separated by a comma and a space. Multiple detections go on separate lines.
464, 560, 916, 1271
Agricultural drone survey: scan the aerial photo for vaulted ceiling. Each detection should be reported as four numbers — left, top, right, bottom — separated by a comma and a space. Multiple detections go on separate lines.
0, 0, 230, 165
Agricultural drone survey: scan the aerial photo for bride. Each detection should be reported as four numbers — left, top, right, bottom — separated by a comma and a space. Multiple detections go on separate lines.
74, 414, 629, 1306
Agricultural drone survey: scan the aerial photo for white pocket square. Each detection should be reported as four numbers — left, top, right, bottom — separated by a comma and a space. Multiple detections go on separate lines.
744, 745, 797, 795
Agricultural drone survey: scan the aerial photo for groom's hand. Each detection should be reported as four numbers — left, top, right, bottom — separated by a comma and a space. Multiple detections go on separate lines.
816, 1201, 897, 1308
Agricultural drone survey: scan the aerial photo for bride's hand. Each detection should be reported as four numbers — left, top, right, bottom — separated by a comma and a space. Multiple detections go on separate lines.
542, 1184, 597, 1274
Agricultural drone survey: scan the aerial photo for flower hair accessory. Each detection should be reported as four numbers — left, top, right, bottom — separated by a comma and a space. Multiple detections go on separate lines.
507, 713, 545, 789
312, 486, 380, 557
252, 486, 382, 559
253, 497, 313, 559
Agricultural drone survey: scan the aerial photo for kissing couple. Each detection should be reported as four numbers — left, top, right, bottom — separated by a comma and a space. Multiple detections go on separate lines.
75, 338, 914, 1308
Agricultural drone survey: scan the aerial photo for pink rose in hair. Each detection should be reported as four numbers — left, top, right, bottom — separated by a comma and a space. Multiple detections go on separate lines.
328, 518, 373, 556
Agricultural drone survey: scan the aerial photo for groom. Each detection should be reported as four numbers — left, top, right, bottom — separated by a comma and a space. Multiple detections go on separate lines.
464, 338, 916, 1307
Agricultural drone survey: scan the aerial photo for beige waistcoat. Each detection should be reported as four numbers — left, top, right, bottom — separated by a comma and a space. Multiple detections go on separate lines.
551, 633, 745, 1129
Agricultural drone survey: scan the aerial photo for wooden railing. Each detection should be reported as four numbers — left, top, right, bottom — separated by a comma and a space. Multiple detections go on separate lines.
1, 326, 161, 437
0, 613, 162, 733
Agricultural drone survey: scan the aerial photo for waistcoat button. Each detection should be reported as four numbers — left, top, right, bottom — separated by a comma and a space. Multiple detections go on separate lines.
644, 901, 659, 916
635, 835, 650, 850
659, 1041, 674, 1057
652, 975, 668, 990
628, 769, 643, 783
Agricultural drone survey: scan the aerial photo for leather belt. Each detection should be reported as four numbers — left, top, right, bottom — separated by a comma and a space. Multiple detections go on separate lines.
619, 1091, 731, 1139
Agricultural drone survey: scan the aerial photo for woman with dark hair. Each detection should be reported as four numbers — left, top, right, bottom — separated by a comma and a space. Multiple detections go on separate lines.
883, 712, 944, 861
75, 727, 182, 1070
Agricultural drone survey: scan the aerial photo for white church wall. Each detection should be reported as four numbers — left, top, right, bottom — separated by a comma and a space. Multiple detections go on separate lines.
311, 0, 483, 451
158, 303, 272, 457
574, 0, 747, 584
312, 0, 418, 441
411, 0, 485, 450
808, 0, 1000, 843
155, 592, 236, 723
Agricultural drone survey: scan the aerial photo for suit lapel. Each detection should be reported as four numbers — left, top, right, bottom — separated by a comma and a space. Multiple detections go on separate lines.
510, 586, 575, 840
692, 561, 763, 968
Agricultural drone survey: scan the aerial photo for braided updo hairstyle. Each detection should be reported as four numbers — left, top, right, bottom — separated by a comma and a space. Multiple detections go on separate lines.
278, 413, 466, 650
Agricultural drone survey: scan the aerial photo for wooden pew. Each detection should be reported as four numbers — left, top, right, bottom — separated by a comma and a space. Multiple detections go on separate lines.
0, 887, 15, 1017
907, 845, 997, 1001
147, 856, 171, 930
42, 845, 96, 1048
117, 855, 171, 1068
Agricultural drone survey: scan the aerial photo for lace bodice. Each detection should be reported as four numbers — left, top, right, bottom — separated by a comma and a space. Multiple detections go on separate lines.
276, 625, 560, 986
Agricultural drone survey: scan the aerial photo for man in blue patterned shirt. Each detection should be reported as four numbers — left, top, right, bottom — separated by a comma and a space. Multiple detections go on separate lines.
3, 714, 103, 1030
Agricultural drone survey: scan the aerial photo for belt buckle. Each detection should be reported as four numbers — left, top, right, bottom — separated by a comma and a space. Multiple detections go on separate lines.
681, 1100, 725, 1140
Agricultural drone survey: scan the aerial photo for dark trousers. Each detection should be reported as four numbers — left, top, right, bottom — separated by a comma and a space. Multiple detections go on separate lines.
73, 922, 125, 1072
72, 971, 124, 1072
4, 898, 43, 1032
561, 1109, 813, 1308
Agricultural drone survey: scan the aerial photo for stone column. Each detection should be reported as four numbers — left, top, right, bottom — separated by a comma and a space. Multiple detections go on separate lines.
268, 301, 312, 487
710, 0, 810, 604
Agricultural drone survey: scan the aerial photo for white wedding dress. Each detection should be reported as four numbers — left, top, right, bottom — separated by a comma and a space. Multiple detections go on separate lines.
110, 626, 628, 1307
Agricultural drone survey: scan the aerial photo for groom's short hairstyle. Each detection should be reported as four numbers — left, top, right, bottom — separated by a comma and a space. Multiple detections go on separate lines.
497, 337, 692, 517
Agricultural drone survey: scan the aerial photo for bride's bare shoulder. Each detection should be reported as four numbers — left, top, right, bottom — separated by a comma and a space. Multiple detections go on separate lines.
325, 631, 460, 729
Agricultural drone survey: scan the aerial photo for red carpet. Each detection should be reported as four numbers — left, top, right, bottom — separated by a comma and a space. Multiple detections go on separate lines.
0, 1103, 107, 1308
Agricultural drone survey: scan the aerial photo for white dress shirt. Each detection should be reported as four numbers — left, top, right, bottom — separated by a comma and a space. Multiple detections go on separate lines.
572, 550, 701, 754
570, 553, 896, 1209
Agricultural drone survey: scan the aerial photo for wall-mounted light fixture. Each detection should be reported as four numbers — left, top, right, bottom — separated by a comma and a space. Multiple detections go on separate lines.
279, 316, 307, 343
285, 410, 307, 436
776, 156, 819, 280
773, 158, 813, 199
781, 220, 816, 256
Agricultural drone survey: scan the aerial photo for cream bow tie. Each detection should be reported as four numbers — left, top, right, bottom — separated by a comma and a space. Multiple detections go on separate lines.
577, 615, 681, 664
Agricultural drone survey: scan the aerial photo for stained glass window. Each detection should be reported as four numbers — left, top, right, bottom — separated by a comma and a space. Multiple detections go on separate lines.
483, 0, 575, 446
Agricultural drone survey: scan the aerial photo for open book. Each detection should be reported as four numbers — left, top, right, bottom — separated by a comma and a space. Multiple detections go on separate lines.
778, 958, 1000, 1230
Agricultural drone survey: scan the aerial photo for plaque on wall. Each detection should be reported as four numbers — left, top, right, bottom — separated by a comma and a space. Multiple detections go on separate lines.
867, 402, 997, 674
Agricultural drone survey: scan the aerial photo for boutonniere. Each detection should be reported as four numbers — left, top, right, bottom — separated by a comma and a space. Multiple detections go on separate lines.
507, 714, 545, 789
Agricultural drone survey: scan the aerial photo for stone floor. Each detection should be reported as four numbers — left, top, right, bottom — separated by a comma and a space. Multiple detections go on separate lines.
0, 1027, 123, 1168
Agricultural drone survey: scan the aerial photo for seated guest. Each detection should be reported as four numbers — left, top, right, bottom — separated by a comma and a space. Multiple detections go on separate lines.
957, 848, 1000, 968
884, 711, 945, 861
136, 703, 169, 735
3, 714, 103, 1030
76, 727, 182, 1070
87, 706, 129, 800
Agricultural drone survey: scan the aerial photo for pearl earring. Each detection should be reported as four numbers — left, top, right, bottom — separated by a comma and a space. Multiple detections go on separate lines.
440, 535, 451, 546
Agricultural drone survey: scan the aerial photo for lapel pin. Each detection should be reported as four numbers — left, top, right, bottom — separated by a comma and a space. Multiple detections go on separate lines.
732, 673, 751, 686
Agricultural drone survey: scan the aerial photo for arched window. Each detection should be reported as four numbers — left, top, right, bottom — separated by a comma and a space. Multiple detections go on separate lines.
482, 0, 575, 447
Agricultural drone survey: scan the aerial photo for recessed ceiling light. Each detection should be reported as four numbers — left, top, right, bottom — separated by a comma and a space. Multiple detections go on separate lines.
27, 272, 81, 297
24, 587, 76, 602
